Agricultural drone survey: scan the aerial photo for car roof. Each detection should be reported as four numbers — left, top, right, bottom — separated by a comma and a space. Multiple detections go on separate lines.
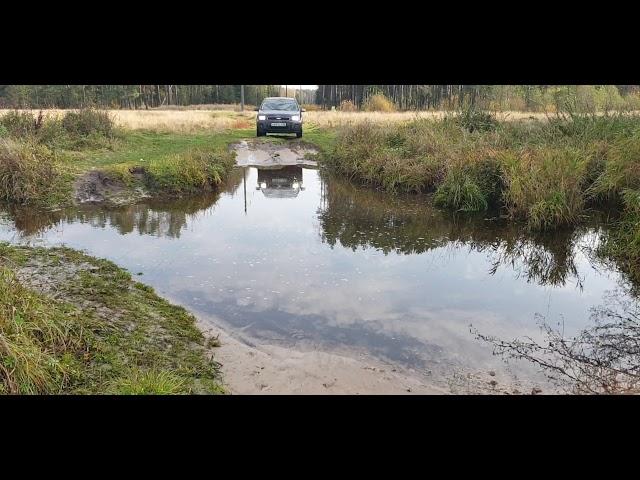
263, 97, 298, 101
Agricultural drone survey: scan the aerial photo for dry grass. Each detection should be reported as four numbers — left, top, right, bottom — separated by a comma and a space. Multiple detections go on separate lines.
362, 94, 397, 112
306, 111, 557, 128
4, 109, 640, 134
108, 110, 255, 132
148, 103, 252, 111
0, 109, 564, 134
0, 109, 255, 133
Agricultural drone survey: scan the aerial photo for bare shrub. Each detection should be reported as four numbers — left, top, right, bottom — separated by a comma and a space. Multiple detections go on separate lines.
338, 100, 357, 112
362, 94, 396, 112
473, 291, 640, 394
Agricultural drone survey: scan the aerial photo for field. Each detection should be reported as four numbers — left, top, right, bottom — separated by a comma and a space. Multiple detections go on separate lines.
0, 108, 593, 133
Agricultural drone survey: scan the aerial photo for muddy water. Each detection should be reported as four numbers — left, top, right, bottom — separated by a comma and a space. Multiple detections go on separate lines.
0, 165, 634, 392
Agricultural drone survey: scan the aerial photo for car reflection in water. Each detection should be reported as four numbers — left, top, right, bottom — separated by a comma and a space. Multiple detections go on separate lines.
256, 166, 305, 198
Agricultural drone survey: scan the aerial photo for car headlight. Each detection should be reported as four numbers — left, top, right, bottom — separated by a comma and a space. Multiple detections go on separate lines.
260, 182, 267, 189
292, 182, 299, 189
291, 115, 300, 122
258, 115, 266, 120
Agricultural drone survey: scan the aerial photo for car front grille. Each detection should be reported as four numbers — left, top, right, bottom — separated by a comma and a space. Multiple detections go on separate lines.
267, 115, 291, 120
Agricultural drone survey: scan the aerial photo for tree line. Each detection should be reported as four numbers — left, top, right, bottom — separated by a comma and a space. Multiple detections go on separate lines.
0, 85, 284, 109
2, 85, 640, 112
315, 85, 640, 112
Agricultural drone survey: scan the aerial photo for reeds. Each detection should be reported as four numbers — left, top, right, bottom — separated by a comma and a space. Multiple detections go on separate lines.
0, 139, 71, 207
326, 112, 640, 230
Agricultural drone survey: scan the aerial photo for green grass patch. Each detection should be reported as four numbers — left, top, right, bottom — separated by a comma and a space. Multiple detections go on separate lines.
74, 129, 251, 168
593, 128, 640, 195
434, 170, 488, 212
0, 244, 224, 395
144, 148, 236, 195
106, 368, 186, 395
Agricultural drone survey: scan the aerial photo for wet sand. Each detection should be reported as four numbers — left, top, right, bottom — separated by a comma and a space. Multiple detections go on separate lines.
199, 324, 447, 395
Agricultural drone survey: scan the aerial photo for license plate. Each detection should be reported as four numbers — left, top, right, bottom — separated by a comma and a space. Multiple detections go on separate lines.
270, 122, 286, 127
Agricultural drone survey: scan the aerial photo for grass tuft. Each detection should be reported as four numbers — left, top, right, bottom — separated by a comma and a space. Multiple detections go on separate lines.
106, 368, 186, 395
434, 170, 488, 212
144, 148, 236, 195
0, 138, 73, 208
499, 147, 589, 229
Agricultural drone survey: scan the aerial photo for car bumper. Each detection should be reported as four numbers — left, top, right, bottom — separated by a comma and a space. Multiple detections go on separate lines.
257, 120, 302, 133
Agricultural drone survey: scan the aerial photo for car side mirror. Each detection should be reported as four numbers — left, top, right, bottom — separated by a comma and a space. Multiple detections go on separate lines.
254, 107, 259, 111
301, 108, 306, 112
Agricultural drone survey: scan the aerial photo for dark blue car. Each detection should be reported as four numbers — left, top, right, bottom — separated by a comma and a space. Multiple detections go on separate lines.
255, 97, 305, 138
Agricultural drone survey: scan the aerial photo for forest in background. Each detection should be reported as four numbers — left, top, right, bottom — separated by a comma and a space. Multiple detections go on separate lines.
0, 85, 308, 109
1, 85, 640, 112
315, 85, 640, 112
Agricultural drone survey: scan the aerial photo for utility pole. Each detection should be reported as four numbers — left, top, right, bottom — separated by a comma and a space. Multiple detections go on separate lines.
240, 85, 245, 112
243, 167, 247, 214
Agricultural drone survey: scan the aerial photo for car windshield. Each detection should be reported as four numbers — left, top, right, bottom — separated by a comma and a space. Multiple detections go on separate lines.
261, 98, 299, 111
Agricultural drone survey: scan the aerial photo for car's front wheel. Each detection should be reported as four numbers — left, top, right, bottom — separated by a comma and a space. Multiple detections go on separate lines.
296, 128, 303, 138
257, 126, 265, 137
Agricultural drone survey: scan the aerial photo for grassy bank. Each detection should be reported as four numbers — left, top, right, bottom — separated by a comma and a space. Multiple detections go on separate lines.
0, 109, 334, 208
0, 243, 223, 394
322, 111, 640, 283
85, 126, 332, 201
324, 113, 639, 220
0, 109, 241, 207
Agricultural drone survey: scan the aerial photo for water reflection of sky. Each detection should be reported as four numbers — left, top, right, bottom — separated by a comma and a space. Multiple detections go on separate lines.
0, 167, 631, 384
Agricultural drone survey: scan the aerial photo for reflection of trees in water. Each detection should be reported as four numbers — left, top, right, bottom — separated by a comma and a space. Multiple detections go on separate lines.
3, 192, 224, 239
2, 207, 65, 237
84, 195, 220, 238
318, 177, 611, 288
476, 227, 586, 289
473, 290, 640, 394
3, 167, 245, 239
321, 178, 640, 393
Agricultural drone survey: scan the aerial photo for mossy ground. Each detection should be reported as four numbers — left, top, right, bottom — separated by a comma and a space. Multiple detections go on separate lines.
0, 243, 224, 394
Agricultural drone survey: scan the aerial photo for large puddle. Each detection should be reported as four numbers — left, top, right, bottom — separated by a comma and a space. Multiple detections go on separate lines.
0, 164, 635, 392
